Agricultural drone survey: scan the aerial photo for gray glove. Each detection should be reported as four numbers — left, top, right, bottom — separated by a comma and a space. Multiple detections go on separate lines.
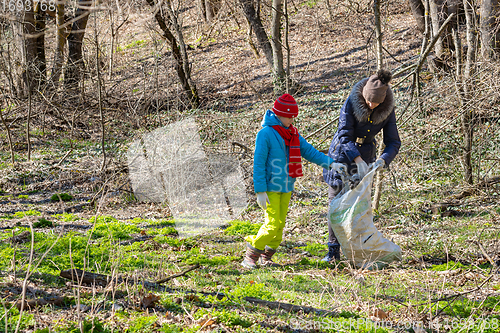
256, 192, 270, 210
356, 160, 369, 179
330, 162, 347, 173
373, 158, 385, 170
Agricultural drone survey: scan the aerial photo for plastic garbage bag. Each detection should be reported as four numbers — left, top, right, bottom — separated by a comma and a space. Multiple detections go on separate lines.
328, 164, 402, 270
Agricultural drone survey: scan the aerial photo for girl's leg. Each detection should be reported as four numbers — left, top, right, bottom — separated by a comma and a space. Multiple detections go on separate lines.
266, 191, 292, 249
245, 192, 290, 250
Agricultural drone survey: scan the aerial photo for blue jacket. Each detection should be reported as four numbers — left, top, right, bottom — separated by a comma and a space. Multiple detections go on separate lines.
254, 110, 334, 193
323, 78, 401, 187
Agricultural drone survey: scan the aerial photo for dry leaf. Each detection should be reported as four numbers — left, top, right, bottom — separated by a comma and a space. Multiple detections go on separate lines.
140, 230, 146, 235
196, 314, 217, 330
372, 308, 389, 320
141, 293, 160, 308
185, 294, 200, 302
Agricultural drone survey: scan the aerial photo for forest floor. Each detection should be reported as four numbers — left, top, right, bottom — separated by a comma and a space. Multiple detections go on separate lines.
1, 0, 500, 332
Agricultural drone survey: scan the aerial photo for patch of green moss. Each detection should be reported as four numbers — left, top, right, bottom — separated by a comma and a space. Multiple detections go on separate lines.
50, 193, 73, 202
33, 218, 54, 228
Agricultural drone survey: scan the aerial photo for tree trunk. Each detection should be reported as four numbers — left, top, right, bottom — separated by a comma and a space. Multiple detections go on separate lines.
239, 0, 274, 69
17, 4, 37, 96
34, 2, 47, 89
480, 0, 499, 59
461, 0, 476, 185
428, 0, 446, 58
146, 0, 200, 109
372, 0, 384, 211
198, 0, 207, 23
374, 0, 384, 69
270, 0, 285, 92
408, 0, 426, 33
64, 0, 91, 88
50, 2, 67, 88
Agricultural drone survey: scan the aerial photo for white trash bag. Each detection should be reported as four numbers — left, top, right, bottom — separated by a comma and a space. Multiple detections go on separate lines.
328, 164, 402, 270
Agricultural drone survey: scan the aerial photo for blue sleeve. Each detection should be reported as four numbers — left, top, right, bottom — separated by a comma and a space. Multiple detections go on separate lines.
379, 110, 401, 165
299, 135, 334, 168
253, 130, 269, 193
337, 99, 361, 162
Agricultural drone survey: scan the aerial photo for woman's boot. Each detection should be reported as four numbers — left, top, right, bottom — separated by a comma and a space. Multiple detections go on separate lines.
321, 242, 340, 262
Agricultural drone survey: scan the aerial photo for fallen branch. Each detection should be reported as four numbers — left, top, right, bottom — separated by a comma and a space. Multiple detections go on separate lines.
243, 296, 337, 316
476, 241, 498, 269
155, 263, 200, 284
60, 269, 122, 286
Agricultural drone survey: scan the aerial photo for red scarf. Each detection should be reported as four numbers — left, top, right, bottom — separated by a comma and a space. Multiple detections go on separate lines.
272, 125, 303, 178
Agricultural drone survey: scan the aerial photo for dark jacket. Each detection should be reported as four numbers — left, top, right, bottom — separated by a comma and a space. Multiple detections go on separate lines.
323, 78, 401, 187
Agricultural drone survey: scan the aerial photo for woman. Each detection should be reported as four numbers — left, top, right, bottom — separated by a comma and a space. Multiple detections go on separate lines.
322, 69, 401, 262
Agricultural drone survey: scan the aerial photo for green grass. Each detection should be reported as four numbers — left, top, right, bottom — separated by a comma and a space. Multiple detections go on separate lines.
224, 220, 261, 236
50, 193, 73, 202
12, 209, 41, 218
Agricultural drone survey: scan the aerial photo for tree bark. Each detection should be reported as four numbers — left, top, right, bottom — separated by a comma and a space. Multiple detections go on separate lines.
374, 0, 384, 69
164, 0, 199, 108
270, 0, 285, 92
64, 0, 91, 88
50, 2, 68, 88
408, 0, 426, 33
17, 3, 37, 96
34, 2, 47, 89
480, 0, 499, 59
372, 0, 384, 211
462, 0, 476, 185
146, 0, 200, 108
239, 0, 274, 69
428, 0, 446, 58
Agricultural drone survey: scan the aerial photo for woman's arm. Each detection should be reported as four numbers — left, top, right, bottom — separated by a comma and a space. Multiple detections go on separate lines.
379, 110, 401, 165
337, 99, 362, 162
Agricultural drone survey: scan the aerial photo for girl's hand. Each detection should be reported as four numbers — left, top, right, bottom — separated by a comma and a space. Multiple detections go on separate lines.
256, 192, 270, 210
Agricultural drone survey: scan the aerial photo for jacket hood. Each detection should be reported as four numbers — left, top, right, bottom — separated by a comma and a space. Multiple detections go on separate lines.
262, 109, 286, 128
350, 78, 395, 124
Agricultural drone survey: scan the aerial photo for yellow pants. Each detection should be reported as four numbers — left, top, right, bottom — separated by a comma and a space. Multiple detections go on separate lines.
245, 191, 292, 251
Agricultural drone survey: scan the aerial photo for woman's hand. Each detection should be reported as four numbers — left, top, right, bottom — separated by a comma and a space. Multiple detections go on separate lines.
355, 157, 369, 179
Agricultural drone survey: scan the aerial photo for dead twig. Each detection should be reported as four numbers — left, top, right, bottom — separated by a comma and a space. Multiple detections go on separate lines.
155, 263, 200, 284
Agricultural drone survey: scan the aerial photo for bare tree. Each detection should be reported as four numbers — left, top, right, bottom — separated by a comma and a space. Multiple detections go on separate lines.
64, 0, 92, 88
238, 0, 274, 68
50, 1, 69, 88
270, 0, 285, 91
461, 0, 476, 184
480, 0, 500, 59
146, 0, 200, 108
373, 0, 384, 211
408, 0, 426, 33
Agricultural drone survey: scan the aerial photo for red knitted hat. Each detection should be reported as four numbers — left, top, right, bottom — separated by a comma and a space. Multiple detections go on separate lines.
272, 94, 299, 118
